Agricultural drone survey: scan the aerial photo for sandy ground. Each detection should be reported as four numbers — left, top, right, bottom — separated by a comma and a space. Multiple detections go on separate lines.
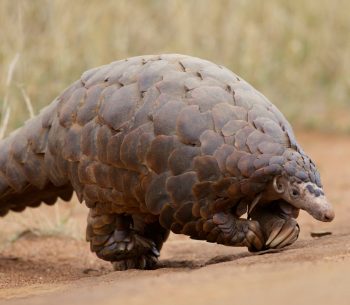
0, 131, 350, 305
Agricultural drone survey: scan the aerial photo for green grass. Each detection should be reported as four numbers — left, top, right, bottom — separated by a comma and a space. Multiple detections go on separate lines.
1, 0, 350, 134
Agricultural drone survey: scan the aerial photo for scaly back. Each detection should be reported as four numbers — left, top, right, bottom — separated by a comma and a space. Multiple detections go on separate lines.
0, 54, 319, 219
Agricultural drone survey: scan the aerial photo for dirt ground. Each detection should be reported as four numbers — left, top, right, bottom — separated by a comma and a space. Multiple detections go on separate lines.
0, 131, 350, 305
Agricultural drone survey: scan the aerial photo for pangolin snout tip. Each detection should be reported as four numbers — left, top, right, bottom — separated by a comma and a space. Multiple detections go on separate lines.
303, 194, 335, 222
322, 208, 335, 222
312, 200, 335, 222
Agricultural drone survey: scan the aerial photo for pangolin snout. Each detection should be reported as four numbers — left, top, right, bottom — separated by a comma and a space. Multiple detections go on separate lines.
305, 197, 335, 222
322, 208, 335, 222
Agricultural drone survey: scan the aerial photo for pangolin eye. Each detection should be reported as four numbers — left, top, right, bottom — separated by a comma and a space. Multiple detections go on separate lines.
291, 188, 300, 198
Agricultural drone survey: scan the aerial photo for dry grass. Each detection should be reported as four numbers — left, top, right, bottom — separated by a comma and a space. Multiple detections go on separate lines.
0, 197, 86, 248
0, 0, 349, 133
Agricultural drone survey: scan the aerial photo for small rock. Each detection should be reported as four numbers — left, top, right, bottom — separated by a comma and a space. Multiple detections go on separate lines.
310, 231, 332, 238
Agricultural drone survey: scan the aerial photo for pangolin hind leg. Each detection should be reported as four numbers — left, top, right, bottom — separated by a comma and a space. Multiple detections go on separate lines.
112, 216, 170, 271
86, 208, 169, 270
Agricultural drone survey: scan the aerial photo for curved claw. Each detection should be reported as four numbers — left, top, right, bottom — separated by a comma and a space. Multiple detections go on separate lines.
213, 213, 265, 251
265, 219, 285, 246
275, 224, 300, 249
245, 228, 264, 251
266, 219, 299, 249
269, 222, 294, 248
112, 254, 158, 271
243, 220, 265, 251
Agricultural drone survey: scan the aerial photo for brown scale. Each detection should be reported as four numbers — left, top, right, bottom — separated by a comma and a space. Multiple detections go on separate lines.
0, 54, 322, 270
153, 100, 186, 136
187, 85, 234, 112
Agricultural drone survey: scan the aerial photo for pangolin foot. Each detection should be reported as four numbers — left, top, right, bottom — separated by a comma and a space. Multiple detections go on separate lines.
97, 232, 160, 270
112, 253, 158, 271
265, 218, 300, 249
250, 207, 300, 250
212, 212, 265, 251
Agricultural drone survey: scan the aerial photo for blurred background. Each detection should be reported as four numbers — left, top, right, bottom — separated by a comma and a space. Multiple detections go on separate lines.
0, 2, 350, 299
1, 0, 349, 136
0, 0, 349, 245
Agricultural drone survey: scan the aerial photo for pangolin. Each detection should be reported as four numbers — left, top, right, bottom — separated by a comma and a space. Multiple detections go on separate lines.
0, 54, 334, 270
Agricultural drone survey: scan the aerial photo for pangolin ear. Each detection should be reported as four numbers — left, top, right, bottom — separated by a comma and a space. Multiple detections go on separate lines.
273, 176, 285, 194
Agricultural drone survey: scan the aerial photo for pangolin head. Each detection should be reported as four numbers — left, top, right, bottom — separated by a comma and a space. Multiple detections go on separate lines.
246, 148, 334, 222
271, 175, 334, 222
264, 150, 335, 222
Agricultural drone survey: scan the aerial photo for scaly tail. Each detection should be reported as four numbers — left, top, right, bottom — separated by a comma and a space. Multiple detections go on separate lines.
0, 96, 74, 217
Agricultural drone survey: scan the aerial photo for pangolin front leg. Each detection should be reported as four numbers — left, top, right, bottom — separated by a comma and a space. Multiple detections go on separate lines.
86, 209, 169, 270
160, 203, 265, 251
250, 205, 300, 250
209, 212, 265, 251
